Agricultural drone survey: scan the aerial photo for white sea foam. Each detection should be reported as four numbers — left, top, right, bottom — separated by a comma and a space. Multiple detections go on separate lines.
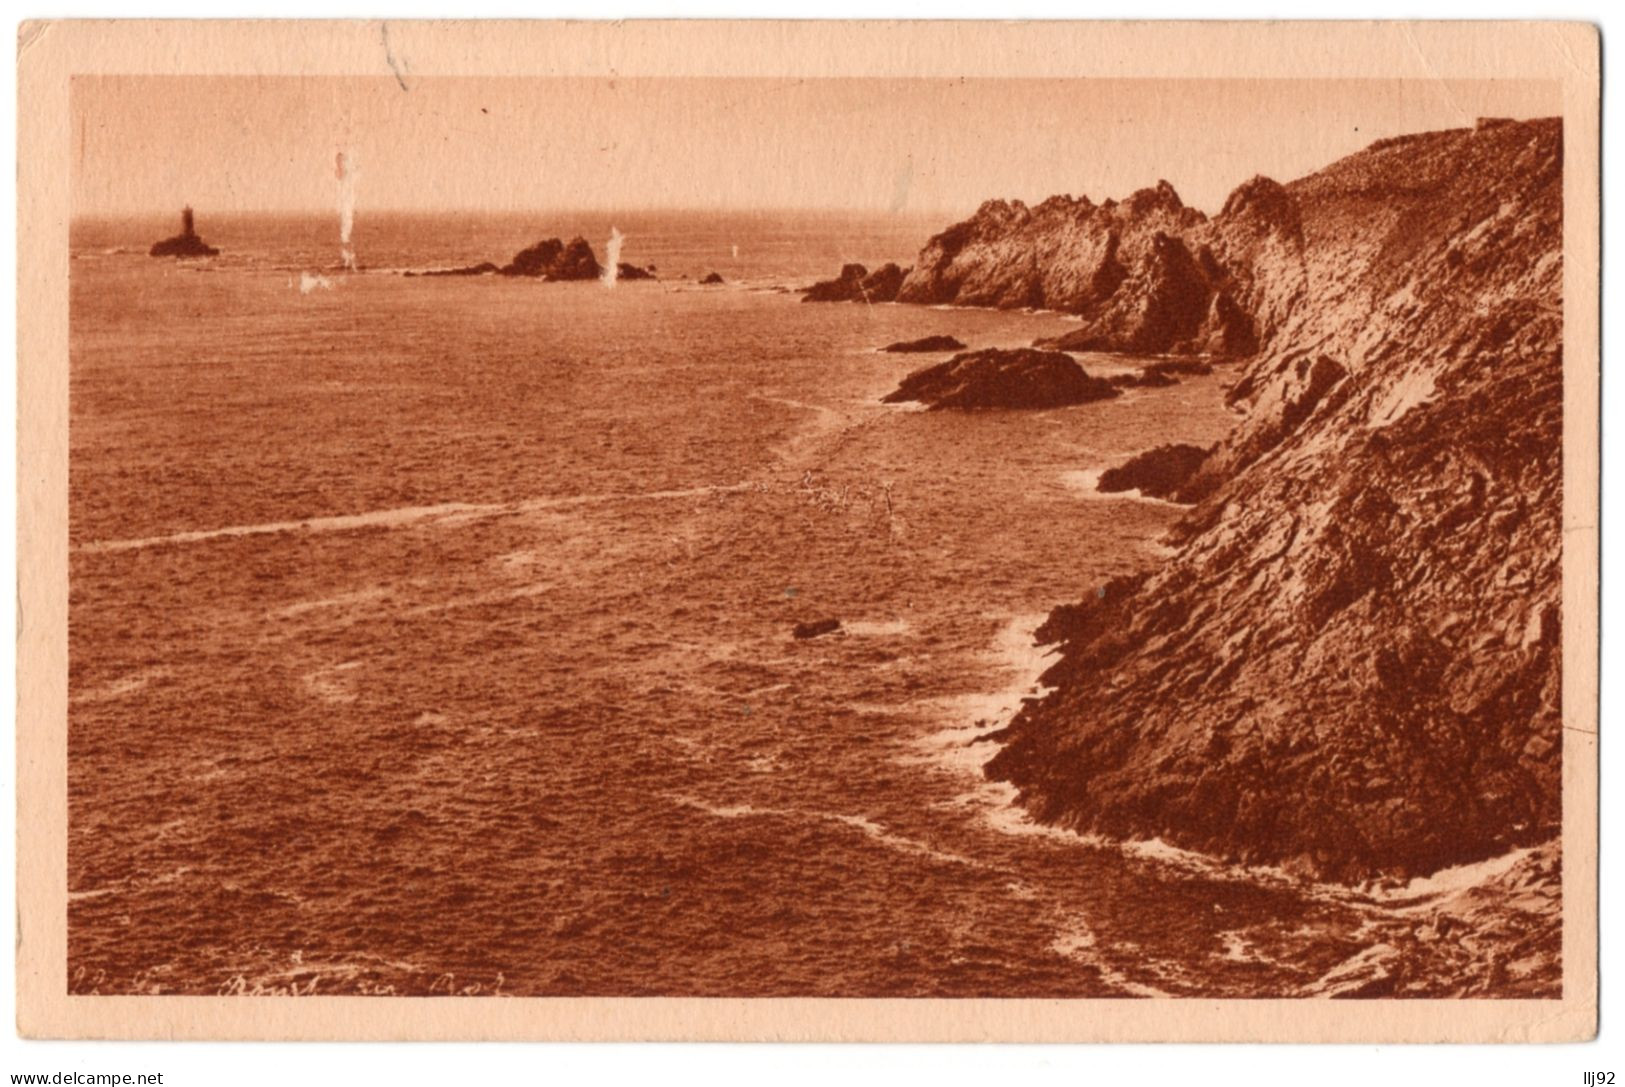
906, 614, 1059, 793
336, 149, 358, 270
1365, 846, 1538, 908
843, 619, 912, 636
303, 660, 363, 704
923, 614, 1057, 733
671, 795, 983, 868
75, 483, 753, 555
1305, 943, 1401, 997
749, 393, 844, 422
1048, 916, 1170, 997
70, 668, 167, 705
276, 587, 388, 618
602, 227, 625, 288
980, 784, 1088, 843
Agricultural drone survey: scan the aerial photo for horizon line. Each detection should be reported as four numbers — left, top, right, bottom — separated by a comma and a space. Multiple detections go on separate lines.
71, 204, 973, 221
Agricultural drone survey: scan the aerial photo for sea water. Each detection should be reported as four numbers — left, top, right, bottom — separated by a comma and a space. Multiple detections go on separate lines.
67, 211, 1475, 997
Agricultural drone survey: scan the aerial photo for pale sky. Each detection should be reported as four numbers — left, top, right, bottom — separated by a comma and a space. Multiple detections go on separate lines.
72, 76, 1560, 217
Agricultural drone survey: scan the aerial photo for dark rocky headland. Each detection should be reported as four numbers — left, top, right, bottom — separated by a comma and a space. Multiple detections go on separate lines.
994, 118, 1563, 885
845, 118, 1565, 889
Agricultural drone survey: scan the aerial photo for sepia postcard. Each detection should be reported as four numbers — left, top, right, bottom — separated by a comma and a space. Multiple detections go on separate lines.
15, 20, 1599, 1041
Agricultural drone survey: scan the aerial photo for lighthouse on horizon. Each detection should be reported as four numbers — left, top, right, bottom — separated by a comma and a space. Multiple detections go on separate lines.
149, 204, 219, 258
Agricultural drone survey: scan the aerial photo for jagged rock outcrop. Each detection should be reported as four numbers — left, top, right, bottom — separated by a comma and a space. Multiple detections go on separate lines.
149, 206, 219, 258
985, 118, 1565, 885
802, 262, 908, 303
1097, 443, 1211, 499
881, 348, 1118, 411
898, 184, 1193, 312
859, 262, 907, 302
499, 236, 601, 280
803, 263, 868, 301
411, 237, 628, 281
1041, 231, 1214, 353
889, 172, 1307, 356
881, 335, 967, 353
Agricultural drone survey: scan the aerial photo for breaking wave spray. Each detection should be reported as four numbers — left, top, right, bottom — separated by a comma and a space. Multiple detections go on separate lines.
336, 150, 358, 270
602, 227, 625, 288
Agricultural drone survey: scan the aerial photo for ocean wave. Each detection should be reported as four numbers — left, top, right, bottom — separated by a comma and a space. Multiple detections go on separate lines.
75, 483, 754, 555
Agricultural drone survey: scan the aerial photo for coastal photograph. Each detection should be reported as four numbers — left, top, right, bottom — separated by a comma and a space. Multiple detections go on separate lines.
61, 68, 1570, 1005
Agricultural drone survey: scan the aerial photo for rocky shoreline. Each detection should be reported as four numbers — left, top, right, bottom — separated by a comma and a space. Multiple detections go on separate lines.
832, 117, 1565, 889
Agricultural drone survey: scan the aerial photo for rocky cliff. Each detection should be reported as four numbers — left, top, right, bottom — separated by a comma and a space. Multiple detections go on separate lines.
807, 169, 1303, 355
982, 117, 1565, 884
886, 180, 1263, 354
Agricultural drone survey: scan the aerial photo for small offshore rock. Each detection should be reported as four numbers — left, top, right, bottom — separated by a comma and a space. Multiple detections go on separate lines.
882, 348, 1119, 411
802, 262, 908, 303
149, 206, 219, 258
793, 618, 843, 640
882, 335, 968, 353
1096, 443, 1211, 499
499, 236, 602, 280
411, 262, 499, 277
